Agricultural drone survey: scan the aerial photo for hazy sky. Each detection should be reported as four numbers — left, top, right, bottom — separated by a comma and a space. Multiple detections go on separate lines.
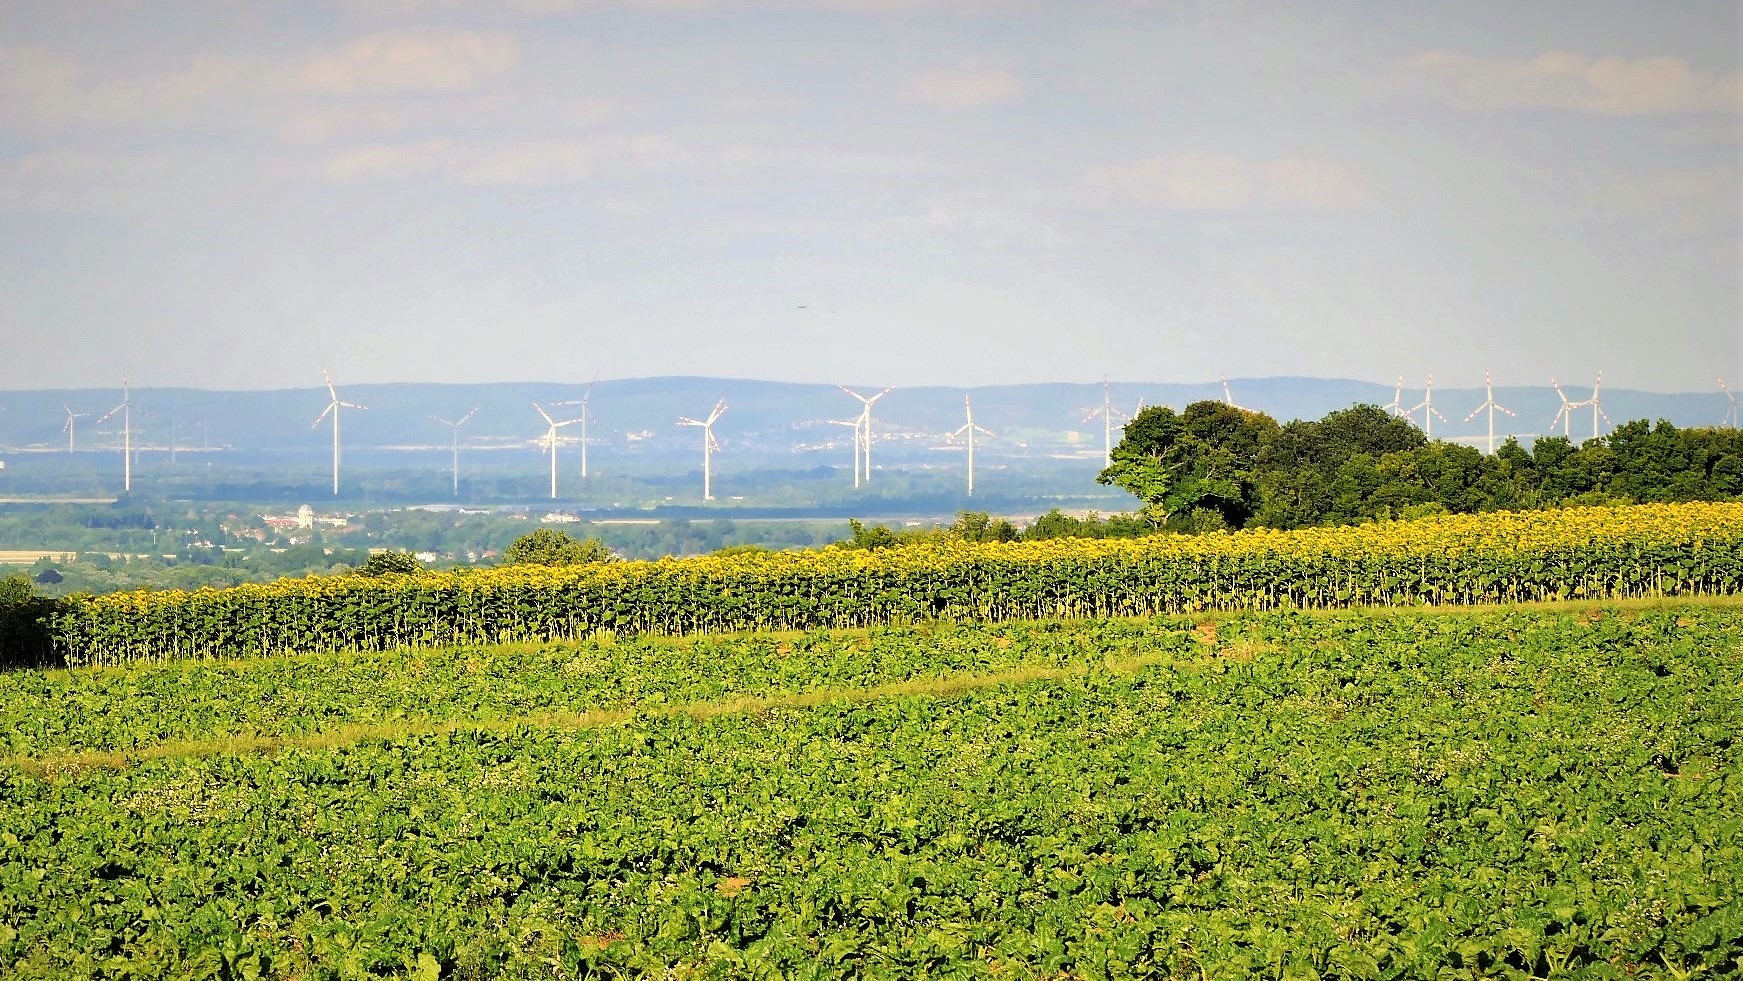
2, 0, 1739, 392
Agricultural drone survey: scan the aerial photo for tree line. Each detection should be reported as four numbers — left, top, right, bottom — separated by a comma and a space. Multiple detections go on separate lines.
1090, 401, 1743, 533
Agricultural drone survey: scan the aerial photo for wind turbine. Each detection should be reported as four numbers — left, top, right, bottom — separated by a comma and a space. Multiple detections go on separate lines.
1080, 380, 1127, 467
1721, 379, 1739, 429
677, 399, 727, 501
431, 408, 478, 497
61, 404, 88, 452
1462, 369, 1517, 454
555, 376, 599, 479
1548, 378, 1577, 438
947, 394, 996, 497
1383, 376, 1406, 418
1581, 371, 1611, 440
839, 385, 892, 484
94, 376, 133, 491
1221, 376, 1251, 412
533, 402, 584, 500
826, 418, 863, 488
312, 370, 366, 497
1406, 375, 1448, 439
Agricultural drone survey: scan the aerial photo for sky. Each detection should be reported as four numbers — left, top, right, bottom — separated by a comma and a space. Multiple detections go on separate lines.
1, 0, 1739, 393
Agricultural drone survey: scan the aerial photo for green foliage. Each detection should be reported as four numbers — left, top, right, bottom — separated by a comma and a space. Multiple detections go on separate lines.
500, 528, 616, 567
352, 551, 424, 577
1022, 509, 1158, 540
2, 604, 1739, 977
1099, 401, 1279, 528
844, 512, 1018, 550
1098, 403, 1743, 534
0, 575, 56, 668
44, 503, 1743, 667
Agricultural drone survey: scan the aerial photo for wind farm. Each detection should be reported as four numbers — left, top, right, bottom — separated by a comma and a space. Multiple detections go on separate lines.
1, 373, 1738, 511
4, 4, 1740, 975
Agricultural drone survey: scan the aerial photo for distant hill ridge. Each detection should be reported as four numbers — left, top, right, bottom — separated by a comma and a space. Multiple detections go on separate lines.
1, 376, 1731, 456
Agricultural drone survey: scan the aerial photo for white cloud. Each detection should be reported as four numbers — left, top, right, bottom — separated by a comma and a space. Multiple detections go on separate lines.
1085, 153, 1368, 210
300, 28, 521, 95
1410, 51, 1742, 116
0, 47, 265, 132
0, 149, 186, 213
320, 140, 455, 181
320, 135, 679, 185
904, 67, 1020, 109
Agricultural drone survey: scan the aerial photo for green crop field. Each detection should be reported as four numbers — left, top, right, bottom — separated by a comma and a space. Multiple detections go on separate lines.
2, 601, 1740, 979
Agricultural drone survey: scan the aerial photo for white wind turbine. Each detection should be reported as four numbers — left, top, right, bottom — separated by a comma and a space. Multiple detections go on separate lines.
312, 370, 366, 497
677, 399, 727, 501
1721, 379, 1739, 429
826, 418, 863, 488
1406, 375, 1448, 439
94, 376, 133, 491
1580, 371, 1611, 440
1462, 369, 1517, 455
1548, 377, 1578, 438
1080, 380, 1128, 468
1221, 376, 1252, 412
555, 376, 600, 479
533, 402, 585, 500
1383, 376, 1406, 417
947, 394, 996, 497
431, 408, 478, 498
839, 385, 892, 484
61, 404, 88, 452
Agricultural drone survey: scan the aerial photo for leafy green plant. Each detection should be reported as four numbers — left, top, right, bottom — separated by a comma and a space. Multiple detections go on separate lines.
500, 529, 616, 567
3, 602, 1739, 978
46, 503, 1743, 667
352, 551, 423, 577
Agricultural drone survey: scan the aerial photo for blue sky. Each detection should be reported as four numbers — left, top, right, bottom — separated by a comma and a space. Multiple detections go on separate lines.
1, 0, 1738, 392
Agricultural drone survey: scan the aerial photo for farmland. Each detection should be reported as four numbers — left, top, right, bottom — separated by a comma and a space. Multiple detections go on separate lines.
3, 601, 1740, 978
45, 502, 1743, 667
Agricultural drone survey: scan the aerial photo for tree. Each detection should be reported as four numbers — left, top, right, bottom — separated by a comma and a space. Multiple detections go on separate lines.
950, 511, 1018, 543
0, 575, 54, 668
353, 551, 423, 577
1100, 401, 1279, 529
501, 528, 616, 566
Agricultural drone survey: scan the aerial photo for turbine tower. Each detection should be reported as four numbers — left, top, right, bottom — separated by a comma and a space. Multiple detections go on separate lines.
839, 385, 892, 484
1721, 379, 1739, 429
827, 418, 863, 488
677, 399, 727, 501
1581, 372, 1611, 440
1548, 378, 1577, 438
94, 376, 133, 491
1221, 376, 1251, 412
947, 394, 996, 497
312, 370, 366, 497
61, 404, 88, 452
1406, 375, 1448, 440
1462, 369, 1516, 454
431, 408, 478, 498
1383, 376, 1406, 418
555, 376, 600, 479
533, 402, 584, 500
1080, 380, 1127, 467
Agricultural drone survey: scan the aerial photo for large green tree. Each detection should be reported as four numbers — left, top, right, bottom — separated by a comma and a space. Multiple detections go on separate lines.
501, 528, 616, 566
1098, 401, 1279, 530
